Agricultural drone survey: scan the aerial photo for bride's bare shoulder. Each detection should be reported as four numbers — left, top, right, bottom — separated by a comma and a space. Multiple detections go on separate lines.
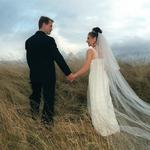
87, 46, 94, 52
86, 47, 95, 57
87, 47, 94, 58
87, 48, 93, 54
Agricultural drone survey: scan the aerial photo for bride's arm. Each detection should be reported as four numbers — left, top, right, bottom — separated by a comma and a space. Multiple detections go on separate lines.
73, 49, 94, 79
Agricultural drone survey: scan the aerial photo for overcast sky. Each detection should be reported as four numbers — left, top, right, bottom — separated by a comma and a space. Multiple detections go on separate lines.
0, 0, 150, 61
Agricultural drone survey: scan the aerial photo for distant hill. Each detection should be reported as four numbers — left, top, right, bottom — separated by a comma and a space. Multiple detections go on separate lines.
0, 48, 149, 65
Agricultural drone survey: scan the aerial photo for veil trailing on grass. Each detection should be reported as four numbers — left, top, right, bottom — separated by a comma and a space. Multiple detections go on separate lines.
95, 32, 150, 148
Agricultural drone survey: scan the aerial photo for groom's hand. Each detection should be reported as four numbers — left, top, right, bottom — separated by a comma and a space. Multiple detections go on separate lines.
67, 73, 75, 82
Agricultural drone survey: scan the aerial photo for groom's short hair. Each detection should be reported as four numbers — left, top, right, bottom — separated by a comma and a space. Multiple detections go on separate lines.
38, 16, 54, 29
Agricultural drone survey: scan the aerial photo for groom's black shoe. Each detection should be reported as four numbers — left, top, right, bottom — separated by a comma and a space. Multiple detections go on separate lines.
29, 100, 40, 120
41, 118, 54, 129
30, 109, 39, 121
31, 113, 39, 120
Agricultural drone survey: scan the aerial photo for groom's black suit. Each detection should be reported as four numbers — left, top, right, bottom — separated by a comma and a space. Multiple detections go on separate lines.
25, 31, 71, 123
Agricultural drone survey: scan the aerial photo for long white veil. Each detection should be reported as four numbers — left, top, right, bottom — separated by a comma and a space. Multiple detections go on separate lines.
95, 33, 150, 149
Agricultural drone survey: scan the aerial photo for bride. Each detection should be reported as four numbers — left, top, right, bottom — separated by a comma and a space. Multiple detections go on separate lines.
70, 27, 150, 148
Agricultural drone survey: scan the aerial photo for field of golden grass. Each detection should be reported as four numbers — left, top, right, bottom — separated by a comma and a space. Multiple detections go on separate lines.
0, 58, 150, 150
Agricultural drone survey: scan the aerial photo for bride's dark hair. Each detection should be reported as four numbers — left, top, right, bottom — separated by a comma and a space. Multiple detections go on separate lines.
88, 27, 102, 39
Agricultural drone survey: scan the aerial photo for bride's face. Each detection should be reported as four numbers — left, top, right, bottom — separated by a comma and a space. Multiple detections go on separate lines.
86, 35, 96, 47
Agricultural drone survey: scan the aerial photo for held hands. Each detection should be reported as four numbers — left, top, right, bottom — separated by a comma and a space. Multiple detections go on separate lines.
67, 73, 77, 82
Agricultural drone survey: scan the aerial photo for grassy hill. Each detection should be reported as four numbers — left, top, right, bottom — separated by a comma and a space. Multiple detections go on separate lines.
0, 58, 150, 150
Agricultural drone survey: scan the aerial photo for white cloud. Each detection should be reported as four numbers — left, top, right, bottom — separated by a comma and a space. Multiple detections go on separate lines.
0, 0, 150, 60
51, 28, 86, 54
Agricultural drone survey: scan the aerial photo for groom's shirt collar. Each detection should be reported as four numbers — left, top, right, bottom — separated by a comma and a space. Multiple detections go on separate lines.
36, 30, 46, 35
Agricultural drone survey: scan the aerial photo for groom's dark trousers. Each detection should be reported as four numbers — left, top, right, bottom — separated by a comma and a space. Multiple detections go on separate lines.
25, 31, 71, 123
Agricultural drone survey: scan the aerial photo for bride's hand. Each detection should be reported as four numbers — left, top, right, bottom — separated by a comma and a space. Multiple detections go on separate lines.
73, 73, 78, 80
67, 73, 77, 82
70, 73, 77, 82
68, 73, 77, 82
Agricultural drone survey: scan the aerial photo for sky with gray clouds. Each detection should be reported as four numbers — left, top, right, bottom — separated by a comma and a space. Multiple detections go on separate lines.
0, 0, 150, 61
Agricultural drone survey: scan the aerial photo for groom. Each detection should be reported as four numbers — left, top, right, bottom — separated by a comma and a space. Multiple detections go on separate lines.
25, 16, 74, 126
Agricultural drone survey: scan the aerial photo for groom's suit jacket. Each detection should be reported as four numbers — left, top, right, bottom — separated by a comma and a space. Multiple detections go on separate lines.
25, 31, 71, 83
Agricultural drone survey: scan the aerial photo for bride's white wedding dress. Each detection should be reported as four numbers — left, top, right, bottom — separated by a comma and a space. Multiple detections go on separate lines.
87, 47, 120, 136
84, 33, 150, 148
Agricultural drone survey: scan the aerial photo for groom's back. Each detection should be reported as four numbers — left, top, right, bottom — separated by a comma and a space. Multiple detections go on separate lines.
25, 31, 56, 82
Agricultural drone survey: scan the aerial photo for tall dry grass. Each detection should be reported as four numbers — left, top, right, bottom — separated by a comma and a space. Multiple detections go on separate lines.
0, 58, 150, 150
